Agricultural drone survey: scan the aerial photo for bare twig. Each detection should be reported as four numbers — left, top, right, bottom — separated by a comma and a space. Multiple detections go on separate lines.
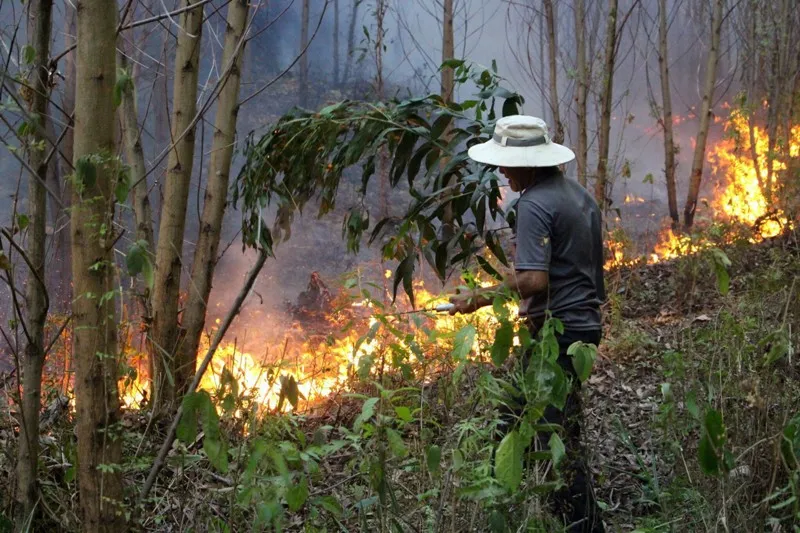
138, 248, 268, 506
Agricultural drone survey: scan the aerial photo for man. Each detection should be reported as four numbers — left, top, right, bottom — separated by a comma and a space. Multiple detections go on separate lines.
449, 115, 606, 532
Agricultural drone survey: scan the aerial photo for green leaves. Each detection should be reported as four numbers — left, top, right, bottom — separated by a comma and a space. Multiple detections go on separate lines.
114, 68, 134, 109
698, 408, 733, 475
22, 45, 36, 65
74, 155, 97, 191
126, 240, 153, 289
708, 248, 732, 295
285, 476, 309, 512
490, 322, 513, 366
568, 341, 598, 382
452, 324, 476, 361
549, 432, 566, 468
177, 391, 229, 473
495, 430, 524, 491
426, 445, 441, 474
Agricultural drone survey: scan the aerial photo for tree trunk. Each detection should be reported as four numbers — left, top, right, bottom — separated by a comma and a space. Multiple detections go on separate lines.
71, 0, 124, 528
594, 0, 618, 209
299, 0, 310, 106
333, 0, 340, 86
683, 0, 723, 230
658, 0, 679, 230
118, 52, 155, 254
177, 0, 249, 398
543, 0, 563, 144
375, 0, 389, 218
150, 0, 204, 412
441, 0, 454, 101
57, 3, 77, 308
574, 0, 588, 186
342, 0, 361, 88
15, 0, 53, 526
440, 0, 455, 235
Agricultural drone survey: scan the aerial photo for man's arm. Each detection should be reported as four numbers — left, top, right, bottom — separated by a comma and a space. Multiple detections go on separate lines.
448, 270, 548, 314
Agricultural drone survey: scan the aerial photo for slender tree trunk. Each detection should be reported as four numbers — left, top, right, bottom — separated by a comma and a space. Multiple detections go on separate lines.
441, 0, 454, 102
658, 0, 679, 229
543, 0, 563, 143
56, 3, 77, 308
150, 0, 204, 411
333, 0, 340, 86
15, 0, 53, 526
299, 0, 310, 106
594, 0, 618, 208
375, 0, 389, 218
44, 115, 67, 310
574, 0, 588, 186
342, 0, 361, 88
177, 0, 249, 397
71, 0, 124, 528
440, 0, 455, 235
119, 53, 155, 254
683, 0, 723, 230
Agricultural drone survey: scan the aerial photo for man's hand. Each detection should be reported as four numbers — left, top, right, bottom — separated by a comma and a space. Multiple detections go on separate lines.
448, 292, 485, 315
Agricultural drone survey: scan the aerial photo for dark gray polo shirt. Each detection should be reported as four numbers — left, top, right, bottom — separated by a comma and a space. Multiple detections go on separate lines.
514, 169, 605, 331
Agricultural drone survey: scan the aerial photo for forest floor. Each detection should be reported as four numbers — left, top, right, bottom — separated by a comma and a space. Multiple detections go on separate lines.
1, 231, 799, 532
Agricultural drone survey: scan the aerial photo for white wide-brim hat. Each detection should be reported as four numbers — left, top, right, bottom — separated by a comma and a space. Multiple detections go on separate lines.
467, 115, 575, 167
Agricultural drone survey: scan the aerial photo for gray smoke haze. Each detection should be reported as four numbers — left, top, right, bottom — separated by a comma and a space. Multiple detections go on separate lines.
0, 0, 744, 344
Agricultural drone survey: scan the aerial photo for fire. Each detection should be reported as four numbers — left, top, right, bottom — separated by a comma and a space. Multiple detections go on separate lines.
606, 104, 795, 269
119, 279, 508, 413
708, 109, 795, 238
624, 194, 645, 204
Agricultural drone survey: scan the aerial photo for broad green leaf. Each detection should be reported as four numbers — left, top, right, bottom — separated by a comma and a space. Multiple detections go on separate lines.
16, 214, 29, 232
312, 495, 343, 517
452, 324, 476, 361
204, 434, 229, 473
23, 45, 36, 65
385, 428, 408, 458
698, 409, 726, 475
394, 405, 412, 423
495, 430, 524, 491
75, 156, 96, 190
549, 432, 565, 468
568, 341, 597, 382
685, 390, 700, 419
354, 397, 379, 432
490, 321, 513, 366
286, 476, 309, 512
426, 445, 441, 474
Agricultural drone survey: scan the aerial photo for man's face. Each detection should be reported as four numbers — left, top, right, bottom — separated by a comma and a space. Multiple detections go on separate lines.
499, 166, 530, 192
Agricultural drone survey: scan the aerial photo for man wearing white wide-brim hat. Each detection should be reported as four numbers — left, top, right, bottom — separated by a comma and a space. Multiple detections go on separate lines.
449, 115, 606, 532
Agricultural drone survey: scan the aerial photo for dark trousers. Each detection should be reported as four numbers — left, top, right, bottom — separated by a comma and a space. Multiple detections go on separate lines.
502, 328, 605, 533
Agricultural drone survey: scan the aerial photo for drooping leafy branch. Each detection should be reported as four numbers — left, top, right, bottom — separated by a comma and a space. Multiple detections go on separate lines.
234, 61, 524, 305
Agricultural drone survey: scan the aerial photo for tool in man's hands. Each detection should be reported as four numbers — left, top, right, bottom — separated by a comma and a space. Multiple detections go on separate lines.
381, 303, 454, 316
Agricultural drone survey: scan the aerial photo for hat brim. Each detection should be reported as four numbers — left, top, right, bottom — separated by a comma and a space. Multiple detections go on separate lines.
467, 138, 576, 167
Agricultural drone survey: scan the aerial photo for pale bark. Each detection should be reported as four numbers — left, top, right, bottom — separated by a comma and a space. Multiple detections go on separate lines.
71, 0, 124, 528
118, 53, 155, 253
343, 0, 362, 88
15, 0, 52, 526
177, 0, 249, 397
299, 0, 310, 106
683, 0, 723, 230
440, 0, 455, 234
574, 0, 588, 186
333, 0, 340, 86
658, 0, 679, 229
150, 0, 204, 411
594, 0, 618, 208
543, 0, 563, 143
441, 0, 454, 101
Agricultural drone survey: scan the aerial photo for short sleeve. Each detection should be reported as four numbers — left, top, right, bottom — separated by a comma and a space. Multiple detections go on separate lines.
515, 199, 552, 271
